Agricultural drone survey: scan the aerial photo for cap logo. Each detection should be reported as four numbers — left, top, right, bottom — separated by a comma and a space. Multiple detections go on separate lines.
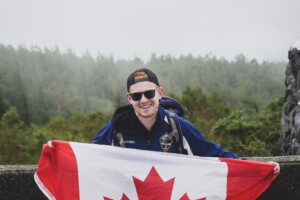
133, 71, 149, 82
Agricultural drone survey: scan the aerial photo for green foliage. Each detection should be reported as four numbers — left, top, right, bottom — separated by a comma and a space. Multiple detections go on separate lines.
210, 97, 283, 157
43, 111, 110, 143
0, 44, 286, 163
179, 87, 230, 135
0, 44, 285, 126
0, 107, 36, 164
210, 110, 270, 156
0, 93, 284, 164
0, 108, 111, 164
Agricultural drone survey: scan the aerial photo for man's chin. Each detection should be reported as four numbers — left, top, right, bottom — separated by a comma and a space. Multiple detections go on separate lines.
137, 110, 155, 118
139, 113, 154, 118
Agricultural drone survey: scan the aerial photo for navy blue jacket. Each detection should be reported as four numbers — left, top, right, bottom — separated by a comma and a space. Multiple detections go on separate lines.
92, 105, 237, 158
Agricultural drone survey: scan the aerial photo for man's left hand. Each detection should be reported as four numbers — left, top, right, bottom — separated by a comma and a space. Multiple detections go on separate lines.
268, 161, 280, 174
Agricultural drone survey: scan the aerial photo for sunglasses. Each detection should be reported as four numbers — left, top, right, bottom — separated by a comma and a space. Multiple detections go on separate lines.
129, 89, 156, 101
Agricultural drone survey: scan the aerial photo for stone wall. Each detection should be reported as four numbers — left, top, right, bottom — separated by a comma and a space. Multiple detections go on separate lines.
0, 165, 46, 200
0, 156, 299, 200
254, 156, 300, 200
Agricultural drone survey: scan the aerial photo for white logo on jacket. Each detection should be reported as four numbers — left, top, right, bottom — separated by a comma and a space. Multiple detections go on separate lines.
160, 133, 173, 152
124, 140, 135, 144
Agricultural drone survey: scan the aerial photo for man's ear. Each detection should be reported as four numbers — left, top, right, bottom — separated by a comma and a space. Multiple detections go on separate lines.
127, 93, 132, 104
158, 87, 164, 99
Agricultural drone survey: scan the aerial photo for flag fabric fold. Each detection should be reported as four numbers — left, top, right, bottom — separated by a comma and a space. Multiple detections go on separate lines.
34, 140, 278, 200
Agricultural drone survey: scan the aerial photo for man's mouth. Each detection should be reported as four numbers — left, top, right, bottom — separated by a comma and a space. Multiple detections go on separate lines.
141, 104, 151, 109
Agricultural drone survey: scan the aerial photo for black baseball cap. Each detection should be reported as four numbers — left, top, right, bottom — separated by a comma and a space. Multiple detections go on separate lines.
127, 68, 160, 91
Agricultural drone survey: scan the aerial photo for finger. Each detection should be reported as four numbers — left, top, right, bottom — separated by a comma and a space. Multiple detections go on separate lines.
47, 141, 54, 148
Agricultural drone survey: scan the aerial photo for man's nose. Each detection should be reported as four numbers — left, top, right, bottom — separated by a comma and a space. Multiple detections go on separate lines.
140, 93, 148, 102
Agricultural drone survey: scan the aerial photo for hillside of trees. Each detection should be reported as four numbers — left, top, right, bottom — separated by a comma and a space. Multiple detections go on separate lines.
0, 44, 287, 164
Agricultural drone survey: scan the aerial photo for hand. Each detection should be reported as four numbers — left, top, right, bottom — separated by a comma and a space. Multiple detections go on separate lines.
268, 161, 280, 174
47, 141, 54, 148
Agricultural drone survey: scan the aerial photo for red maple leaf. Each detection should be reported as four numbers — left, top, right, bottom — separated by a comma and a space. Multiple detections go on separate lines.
180, 192, 206, 200
104, 166, 206, 199
103, 193, 129, 200
133, 166, 175, 199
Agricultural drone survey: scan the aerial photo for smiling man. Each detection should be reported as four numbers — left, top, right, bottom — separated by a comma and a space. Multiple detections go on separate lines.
91, 68, 279, 174
36, 67, 281, 199
92, 68, 239, 157
126, 69, 163, 130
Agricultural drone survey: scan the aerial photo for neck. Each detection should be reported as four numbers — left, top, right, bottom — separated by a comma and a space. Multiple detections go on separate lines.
137, 115, 157, 131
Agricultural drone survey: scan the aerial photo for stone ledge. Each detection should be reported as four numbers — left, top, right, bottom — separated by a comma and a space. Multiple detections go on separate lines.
250, 155, 300, 164
0, 165, 37, 174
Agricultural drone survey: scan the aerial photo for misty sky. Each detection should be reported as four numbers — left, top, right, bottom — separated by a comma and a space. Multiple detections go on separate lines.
1, 0, 300, 63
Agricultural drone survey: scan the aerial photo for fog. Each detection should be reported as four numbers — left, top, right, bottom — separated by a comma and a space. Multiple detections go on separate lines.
1, 0, 300, 62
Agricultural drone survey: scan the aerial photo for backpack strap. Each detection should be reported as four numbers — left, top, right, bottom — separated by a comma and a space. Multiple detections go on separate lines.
165, 110, 187, 154
114, 132, 125, 147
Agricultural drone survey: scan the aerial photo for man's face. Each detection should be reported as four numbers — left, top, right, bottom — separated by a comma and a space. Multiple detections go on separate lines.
127, 81, 163, 119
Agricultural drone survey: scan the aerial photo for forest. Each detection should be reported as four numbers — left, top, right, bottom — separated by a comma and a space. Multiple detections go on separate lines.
0, 44, 287, 164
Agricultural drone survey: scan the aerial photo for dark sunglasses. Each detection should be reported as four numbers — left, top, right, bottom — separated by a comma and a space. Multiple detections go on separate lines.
129, 89, 156, 101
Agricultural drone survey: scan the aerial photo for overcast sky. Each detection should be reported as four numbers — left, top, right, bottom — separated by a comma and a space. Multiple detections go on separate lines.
1, 0, 299, 63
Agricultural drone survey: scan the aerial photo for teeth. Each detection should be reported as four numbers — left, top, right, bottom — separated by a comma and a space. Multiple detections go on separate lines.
142, 105, 151, 109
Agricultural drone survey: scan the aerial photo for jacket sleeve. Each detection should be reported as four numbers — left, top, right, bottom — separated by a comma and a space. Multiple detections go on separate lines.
179, 118, 238, 158
90, 120, 114, 145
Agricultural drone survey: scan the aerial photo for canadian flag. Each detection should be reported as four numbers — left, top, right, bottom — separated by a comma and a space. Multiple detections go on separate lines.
34, 140, 278, 200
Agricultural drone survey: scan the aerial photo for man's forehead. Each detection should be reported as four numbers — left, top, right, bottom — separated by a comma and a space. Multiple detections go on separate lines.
129, 81, 157, 93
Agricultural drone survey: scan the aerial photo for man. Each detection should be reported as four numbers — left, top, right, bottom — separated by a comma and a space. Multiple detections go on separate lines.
91, 68, 278, 173
92, 68, 237, 157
